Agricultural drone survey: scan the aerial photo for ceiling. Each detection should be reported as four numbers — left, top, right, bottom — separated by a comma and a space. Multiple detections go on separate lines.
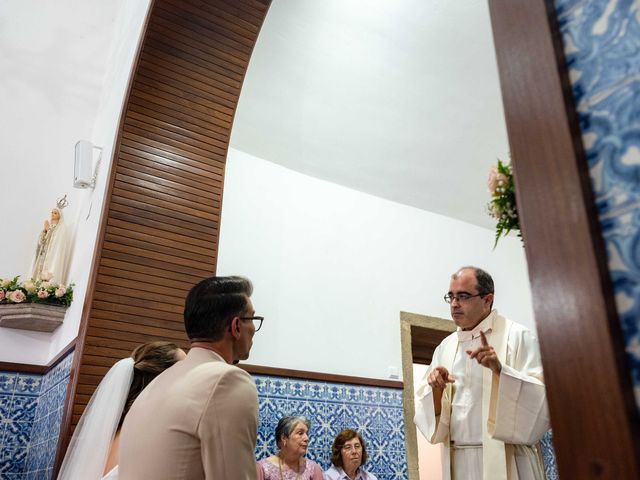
231, 0, 509, 229
3, 0, 508, 230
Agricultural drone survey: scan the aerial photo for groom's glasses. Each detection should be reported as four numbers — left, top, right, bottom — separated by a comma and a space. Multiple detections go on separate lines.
240, 316, 264, 332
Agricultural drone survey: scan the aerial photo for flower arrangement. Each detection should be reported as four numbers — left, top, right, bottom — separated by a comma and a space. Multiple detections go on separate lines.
0, 275, 74, 308
487, 159, 520, 247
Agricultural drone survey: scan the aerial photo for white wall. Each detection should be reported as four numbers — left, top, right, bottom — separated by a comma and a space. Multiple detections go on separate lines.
0, 3, 534, 373
0, 0, 151, 364
217, 148, 535, 380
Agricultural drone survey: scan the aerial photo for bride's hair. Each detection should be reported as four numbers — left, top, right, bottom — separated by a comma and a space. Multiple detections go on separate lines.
118, 341, 182, 428
59, 341, 183, 479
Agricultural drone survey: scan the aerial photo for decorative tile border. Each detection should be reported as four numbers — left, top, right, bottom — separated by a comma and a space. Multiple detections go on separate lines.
23, 351, 73, 479
0, 351, 73, 479
554, 0, 640, 409
0, 371, 41, 477
0, 358, 560, 479
254, 375, 407, 480
540, 430, 559, 480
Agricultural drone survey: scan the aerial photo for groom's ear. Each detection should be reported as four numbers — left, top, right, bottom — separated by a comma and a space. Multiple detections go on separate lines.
229, 316, 241, 339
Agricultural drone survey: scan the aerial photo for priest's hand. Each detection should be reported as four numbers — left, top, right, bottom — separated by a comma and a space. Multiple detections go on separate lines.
467, 330, 502, 375
427, 366, 455, 390
427, 366, 455, 416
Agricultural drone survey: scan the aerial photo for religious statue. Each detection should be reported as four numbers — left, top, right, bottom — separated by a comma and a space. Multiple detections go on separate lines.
29, 195, 72, 284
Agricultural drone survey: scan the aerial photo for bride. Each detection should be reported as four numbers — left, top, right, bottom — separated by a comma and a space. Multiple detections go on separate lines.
57, 341, 186, 479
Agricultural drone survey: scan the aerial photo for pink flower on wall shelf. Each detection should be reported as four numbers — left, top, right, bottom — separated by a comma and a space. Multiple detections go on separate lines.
7, 290, 26, 303
0, 276, 74, 307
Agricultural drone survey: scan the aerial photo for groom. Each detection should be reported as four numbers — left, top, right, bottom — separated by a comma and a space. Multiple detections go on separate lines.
119, 276, 261, 479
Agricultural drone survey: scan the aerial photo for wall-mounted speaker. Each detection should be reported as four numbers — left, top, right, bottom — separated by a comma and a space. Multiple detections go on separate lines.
74, 140, 94, 188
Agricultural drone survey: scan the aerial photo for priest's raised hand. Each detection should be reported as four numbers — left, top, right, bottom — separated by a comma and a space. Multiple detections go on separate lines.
466, 330, 502, 375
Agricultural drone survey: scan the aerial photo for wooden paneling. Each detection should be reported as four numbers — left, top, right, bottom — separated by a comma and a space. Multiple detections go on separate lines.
54, 0, 270, 474
489, 1, 640, 478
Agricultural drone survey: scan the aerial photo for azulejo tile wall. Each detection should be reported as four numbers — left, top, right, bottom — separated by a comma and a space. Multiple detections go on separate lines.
554, 0, 640, 410
0, 372, 40, 479
540, 430, 559, 480
254, 375, 407, 480
0, 351, 73, 479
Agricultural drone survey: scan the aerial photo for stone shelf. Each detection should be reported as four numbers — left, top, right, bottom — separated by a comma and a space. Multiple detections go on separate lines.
0, 303, 67, 332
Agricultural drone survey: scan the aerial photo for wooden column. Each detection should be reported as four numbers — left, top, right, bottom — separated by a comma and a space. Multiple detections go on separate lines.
489, 1, 640, 478
54, 0, 270, 473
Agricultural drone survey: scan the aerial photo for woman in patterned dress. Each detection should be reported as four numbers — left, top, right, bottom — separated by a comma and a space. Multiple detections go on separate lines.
257, 415, 323, 480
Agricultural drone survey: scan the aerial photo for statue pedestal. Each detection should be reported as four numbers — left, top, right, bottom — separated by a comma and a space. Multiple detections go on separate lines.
0, 304, 66, 332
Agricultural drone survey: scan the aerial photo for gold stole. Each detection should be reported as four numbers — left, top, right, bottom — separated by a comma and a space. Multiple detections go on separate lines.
439, 311, 511, 480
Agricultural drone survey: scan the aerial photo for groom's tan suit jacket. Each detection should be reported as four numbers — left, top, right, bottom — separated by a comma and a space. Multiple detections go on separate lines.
118, 348, 258, 480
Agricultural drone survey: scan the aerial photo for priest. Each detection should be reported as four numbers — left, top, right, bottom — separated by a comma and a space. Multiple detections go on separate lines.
414, 266, 549, 480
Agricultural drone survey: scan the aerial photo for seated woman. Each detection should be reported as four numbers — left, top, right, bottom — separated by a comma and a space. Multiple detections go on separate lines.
58, 341, 186, 480
324, 429, 377, 480
257, 415, 323, 479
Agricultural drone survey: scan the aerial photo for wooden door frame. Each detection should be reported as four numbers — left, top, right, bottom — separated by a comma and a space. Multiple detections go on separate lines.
400, 311, 455, 480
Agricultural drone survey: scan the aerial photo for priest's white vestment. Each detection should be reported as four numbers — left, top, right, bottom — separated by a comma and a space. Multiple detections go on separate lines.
414, 310, 549, 480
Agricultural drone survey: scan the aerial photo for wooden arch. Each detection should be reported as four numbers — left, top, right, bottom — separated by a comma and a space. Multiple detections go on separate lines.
54, 0, 271, 471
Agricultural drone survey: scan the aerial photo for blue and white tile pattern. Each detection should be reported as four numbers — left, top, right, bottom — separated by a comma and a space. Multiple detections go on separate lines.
0, 351, 73, 479
540, 430, 559, 480
0, 372, 40, 479
554, 0, 640, 410
254, 375, 407, 480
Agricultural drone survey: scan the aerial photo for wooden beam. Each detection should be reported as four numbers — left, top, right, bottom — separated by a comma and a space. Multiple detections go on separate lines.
489, 1, 640, 477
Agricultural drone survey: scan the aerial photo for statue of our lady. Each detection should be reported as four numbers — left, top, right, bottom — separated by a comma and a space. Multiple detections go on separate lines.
29, 195, 72, 284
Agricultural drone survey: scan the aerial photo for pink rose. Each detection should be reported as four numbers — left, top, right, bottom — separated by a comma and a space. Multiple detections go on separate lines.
23, 281, 36, 293
8, 290, 26, 303
487, 166, 508, 196
54, 287, 66, 298
0, 278, 10, 288
0, 290, 5, 301
37, 290, 50, 299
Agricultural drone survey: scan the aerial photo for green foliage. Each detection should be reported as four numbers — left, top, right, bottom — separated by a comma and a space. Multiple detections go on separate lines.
487, 159, 520, 248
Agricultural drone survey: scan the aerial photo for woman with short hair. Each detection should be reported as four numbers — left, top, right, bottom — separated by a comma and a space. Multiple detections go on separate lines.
324, 429, 377, 480
257, 415, 323, 479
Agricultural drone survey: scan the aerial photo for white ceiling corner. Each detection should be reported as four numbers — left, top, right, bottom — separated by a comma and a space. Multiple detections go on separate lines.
231, 0, 509, 229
